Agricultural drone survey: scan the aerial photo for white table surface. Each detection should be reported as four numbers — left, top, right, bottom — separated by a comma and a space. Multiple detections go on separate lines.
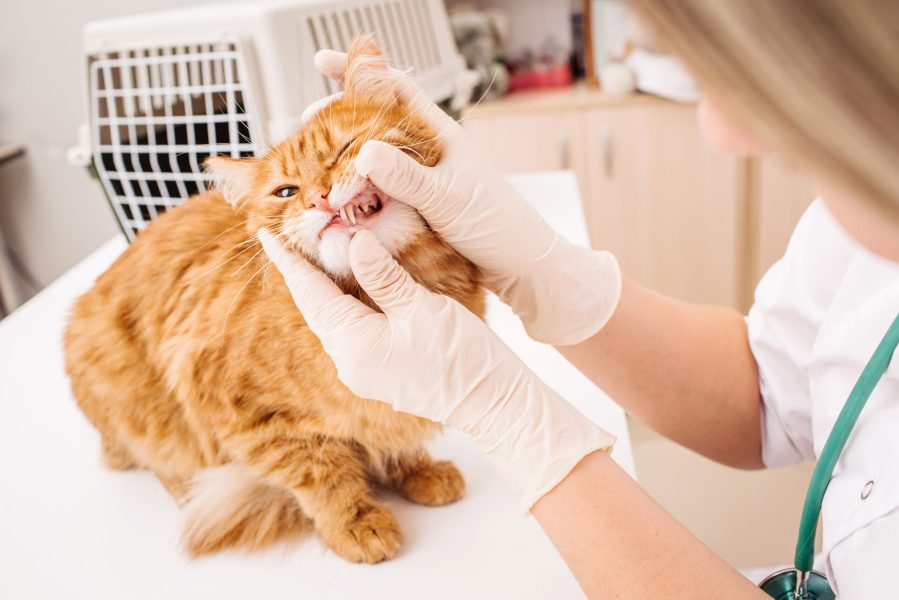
0, 171, 633, 600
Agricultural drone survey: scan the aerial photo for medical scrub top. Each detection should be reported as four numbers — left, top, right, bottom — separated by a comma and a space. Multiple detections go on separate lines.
747, 199, 899, 598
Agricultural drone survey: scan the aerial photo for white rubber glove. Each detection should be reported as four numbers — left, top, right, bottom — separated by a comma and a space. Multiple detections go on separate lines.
259, 228, 616, 512
304, 50, 622, 346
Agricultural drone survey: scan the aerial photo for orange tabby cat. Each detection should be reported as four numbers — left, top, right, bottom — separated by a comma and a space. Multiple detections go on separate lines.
65, 35, 484, 564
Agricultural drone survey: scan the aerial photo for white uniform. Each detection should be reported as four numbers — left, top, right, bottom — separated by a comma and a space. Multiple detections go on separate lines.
747, 199, 899, 598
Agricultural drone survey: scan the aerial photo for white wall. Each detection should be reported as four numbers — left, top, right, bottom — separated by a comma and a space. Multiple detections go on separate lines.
0, 0, 236, 300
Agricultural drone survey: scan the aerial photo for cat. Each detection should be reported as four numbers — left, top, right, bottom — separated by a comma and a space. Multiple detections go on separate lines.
64, 34, 485, 564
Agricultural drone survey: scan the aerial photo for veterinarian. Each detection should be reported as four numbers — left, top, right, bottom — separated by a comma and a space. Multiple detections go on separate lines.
260, 2, 899, 598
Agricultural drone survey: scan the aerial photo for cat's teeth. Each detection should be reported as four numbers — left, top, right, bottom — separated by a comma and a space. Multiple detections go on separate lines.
339, 206, 349, 223
348, 205, 357, 225
359, 204, 369, 215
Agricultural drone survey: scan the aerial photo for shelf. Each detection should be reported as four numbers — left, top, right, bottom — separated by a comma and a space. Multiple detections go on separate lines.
464, 82, 672, 117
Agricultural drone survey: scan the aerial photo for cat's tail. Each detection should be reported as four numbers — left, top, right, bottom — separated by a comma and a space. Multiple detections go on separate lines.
182, 463, 310, 556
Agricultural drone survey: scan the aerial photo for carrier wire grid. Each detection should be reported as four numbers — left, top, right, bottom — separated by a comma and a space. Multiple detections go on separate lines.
90, 44, 257, 240
72, 0, 475, 241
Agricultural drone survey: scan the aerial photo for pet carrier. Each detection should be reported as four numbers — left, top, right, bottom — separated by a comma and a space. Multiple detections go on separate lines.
68, 0, 475, 241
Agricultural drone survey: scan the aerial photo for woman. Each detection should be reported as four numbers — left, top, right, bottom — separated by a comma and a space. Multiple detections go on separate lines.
260, 2, 899, 597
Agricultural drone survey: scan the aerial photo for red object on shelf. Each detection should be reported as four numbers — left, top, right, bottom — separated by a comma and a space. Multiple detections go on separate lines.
509, 64, 573, 92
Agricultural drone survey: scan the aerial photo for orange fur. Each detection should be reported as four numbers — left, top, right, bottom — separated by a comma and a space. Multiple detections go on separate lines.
65, 35, 483, 564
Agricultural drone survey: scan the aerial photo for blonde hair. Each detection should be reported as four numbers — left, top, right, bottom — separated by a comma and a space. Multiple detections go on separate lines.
628, 0, 899, 223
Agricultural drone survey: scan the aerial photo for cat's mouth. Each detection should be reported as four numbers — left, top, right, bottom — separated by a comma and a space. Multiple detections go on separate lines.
319, 189, 385, 237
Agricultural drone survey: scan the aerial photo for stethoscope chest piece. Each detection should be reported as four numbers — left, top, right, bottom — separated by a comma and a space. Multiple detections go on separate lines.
759, 568, 835, 600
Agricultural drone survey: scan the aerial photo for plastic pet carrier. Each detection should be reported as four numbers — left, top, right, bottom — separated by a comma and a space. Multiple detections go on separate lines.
68, 0, 474, 240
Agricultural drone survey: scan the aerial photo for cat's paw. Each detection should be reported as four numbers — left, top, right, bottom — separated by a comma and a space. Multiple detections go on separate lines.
101, 437, 139, 471
397, 460, 465, 507
322, 503, 402, 564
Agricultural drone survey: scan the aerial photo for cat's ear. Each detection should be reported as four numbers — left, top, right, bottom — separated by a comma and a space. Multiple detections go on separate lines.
204, 156, 257, 206
343, 33, 399, 104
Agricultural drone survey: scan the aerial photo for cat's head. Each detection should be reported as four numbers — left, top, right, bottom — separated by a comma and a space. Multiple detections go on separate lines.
205, 34, 442, 281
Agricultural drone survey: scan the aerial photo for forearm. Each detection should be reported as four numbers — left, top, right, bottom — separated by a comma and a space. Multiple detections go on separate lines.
558, 278, 763, 468
532, 451, 766, 599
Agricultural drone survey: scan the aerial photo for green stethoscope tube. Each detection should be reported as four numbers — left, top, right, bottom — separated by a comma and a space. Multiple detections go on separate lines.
760, 312, 899, 599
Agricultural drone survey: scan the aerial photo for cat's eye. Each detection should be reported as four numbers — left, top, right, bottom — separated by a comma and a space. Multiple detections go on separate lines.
273, 186, 298, 198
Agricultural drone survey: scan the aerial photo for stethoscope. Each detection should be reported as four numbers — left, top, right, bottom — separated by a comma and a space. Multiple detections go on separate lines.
757, 313, 899, 599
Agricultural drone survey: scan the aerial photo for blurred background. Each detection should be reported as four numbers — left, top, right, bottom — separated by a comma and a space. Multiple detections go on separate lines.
0, 0, 817, 571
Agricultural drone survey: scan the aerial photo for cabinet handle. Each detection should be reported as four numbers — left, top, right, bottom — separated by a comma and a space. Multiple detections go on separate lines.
559, 129, 570, 170
602, 125, 614, 178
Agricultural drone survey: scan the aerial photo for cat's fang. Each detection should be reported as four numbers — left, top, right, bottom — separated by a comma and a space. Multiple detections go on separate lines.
348, 206, 357, 225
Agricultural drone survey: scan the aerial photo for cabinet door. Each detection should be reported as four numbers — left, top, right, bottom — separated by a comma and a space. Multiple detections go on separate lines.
462, 111, 583, 173
583, 103, 743, 307
750, 157, 817, 286
462, 112, 592, 229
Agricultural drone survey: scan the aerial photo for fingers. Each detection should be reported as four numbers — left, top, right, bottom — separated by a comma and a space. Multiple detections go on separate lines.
349, 230, 423, 317
314, 49, 347, 80
301, 92, 344, 124
355, 141, 438, 213
258, 228, 372, 329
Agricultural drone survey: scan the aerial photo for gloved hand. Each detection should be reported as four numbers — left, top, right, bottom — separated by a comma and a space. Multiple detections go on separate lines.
302, 49, 622, 346
259, 228, 616, 512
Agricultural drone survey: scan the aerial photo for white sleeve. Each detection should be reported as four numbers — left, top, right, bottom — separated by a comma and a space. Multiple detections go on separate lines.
745, 200, 855, 468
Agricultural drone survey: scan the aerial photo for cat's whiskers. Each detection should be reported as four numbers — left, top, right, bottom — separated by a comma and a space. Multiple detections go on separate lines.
455, 69, 498, 126
219, 258, 271, 346
393, 80, 495, 152
188, 240, 259, 282
231, 243, 265, 277
394, 71, 498, 154
392, 145, 425, 162
233, 94, 277, 151
230, 245, 266, 277
187, 218, 283, 281
357, 92, 403, 153
389, 133, 438, 152
192, 217, 257, 252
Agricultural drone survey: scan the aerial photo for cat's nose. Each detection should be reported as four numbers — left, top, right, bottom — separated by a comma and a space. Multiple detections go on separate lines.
304, 188, 331, 211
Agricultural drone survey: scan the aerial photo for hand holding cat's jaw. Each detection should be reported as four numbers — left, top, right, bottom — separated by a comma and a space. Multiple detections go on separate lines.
257, 227, 358, 327
259, 226, 416, 326
260, 224, 615, 515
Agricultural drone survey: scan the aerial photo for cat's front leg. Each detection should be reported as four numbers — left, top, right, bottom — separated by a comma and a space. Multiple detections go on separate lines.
386, 452, 466, 507
227, 431, 402, 563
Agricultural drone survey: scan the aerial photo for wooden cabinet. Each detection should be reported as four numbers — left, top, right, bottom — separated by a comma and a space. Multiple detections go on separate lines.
582, 103, 742, 306
462, 85, 815, 311
463, 111, 590, 220
749, 157, 817, 285
463, 112, 584, 174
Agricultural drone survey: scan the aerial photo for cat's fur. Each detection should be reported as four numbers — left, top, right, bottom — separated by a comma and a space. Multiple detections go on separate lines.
64, 35, 484, 564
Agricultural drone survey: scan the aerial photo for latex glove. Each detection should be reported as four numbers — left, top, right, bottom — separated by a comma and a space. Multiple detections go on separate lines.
259, 228, 616, 512
302, 50, 622, 346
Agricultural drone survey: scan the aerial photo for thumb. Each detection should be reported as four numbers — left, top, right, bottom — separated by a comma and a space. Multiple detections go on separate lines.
314, 49, 347, 80
349, 230, 423, 317
258, 228, 372, 330
355, 141, 438, 213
